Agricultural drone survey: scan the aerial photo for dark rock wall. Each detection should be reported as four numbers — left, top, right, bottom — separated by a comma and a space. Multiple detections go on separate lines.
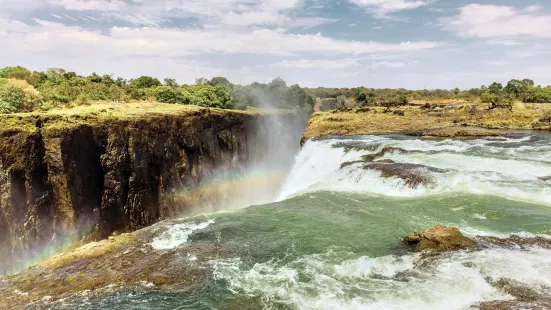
0, 110, 304, 274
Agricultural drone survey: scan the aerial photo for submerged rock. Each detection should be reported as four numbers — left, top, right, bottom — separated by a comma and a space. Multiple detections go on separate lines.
475, 278, 551, 310
477, 235, 551, 250
407, 127, 505, 139
365, 162, 444, 188
404, 224, 475, 252
474, 300, 551, 310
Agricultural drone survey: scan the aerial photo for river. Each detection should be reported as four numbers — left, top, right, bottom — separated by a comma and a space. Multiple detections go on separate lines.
28, 133, 551, 309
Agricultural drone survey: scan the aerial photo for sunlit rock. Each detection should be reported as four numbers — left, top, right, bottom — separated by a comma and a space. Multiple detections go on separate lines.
404, 224, 475, 252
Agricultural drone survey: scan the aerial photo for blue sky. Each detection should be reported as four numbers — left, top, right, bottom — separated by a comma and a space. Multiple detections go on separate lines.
1, 0, 550, 89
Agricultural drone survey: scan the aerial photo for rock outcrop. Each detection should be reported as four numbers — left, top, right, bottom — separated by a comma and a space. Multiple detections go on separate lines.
0, 105, 305, 275
404, 224, 475, 252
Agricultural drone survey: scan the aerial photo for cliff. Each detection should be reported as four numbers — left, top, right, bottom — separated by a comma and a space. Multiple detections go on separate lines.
0, 102, 304, 275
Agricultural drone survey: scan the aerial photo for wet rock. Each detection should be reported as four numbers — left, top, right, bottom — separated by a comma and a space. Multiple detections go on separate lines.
475, 277, 551, 309
361, 146, 412, 162
407, 127, 504, 139
477, 235, 551, 250
365, 162, 444, 188
475, 300, 551, 310
1, 219, 229, 307
538, 176, 551, 182
404, 224, 475, 252
374, 159, 395, 164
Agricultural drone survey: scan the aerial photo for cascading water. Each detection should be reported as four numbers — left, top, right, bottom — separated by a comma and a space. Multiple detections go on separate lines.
18, 133, 551, 309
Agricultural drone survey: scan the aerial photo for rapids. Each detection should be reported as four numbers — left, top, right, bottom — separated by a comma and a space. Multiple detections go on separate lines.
23, 133, 551, 309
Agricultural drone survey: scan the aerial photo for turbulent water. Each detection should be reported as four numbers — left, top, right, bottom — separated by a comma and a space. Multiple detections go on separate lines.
32, 133, 551, 309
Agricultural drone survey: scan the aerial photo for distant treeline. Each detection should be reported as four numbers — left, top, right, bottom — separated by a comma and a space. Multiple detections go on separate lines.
0, 66, 315, 114
307, 79, 551, 110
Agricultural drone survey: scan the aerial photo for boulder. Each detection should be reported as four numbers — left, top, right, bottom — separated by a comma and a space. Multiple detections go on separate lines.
404, 224, 475, 252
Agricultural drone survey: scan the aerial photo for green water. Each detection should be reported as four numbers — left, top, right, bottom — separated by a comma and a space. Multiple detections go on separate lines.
30, 134, 551, 309
39, 193, 551, 310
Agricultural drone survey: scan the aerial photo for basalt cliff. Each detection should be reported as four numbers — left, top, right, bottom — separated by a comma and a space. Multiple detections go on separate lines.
0, 103, 304, 275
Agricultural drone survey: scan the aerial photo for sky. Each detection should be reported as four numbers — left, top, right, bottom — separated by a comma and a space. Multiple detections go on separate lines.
1, 0, 550, 89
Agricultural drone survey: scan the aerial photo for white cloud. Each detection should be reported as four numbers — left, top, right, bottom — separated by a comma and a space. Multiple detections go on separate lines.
350, 0, 429, 18
487, 40, 523, 46
371, 60, 418, 68
0, 17, 439, 59
46, 0, 126, 11
445, 4, 551, 39
270, 58, 360, 69
486, 60, 510, 66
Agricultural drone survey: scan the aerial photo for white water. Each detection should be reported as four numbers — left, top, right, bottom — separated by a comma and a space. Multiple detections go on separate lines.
150, 219, 215, 250
278, 135, 551, 206
212, 221, 551, 310
213, 245, 551, 310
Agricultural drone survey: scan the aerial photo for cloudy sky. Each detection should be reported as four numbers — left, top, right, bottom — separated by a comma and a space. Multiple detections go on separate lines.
1, 0, 550, 89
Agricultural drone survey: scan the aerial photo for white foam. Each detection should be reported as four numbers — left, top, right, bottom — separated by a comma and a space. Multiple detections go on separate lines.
278, 136, 551, 206
212, 246, 551, 310
150, 219, 214, 250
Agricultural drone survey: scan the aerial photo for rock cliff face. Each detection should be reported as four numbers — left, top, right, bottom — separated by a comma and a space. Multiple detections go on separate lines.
0, 107, 304, 275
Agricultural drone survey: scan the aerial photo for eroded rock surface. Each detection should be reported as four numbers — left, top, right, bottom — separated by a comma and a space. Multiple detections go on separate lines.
0, 217, 226, 308
404, 224, 475, 252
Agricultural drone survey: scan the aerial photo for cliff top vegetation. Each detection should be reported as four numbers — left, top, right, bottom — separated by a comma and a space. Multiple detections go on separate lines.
0, 65, 315, 116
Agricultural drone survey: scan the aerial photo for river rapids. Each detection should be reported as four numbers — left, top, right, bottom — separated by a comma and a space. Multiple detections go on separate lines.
24, 133, 551, 309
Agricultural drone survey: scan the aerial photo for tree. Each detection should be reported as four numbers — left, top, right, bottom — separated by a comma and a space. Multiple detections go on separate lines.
164, 78, 178, 87
209, 77, 231, 88
195, 78, 208, 85
131, 76, 161, 89
488, 82, 503, 95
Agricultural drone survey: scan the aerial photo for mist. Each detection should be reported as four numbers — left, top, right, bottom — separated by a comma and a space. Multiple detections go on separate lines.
171, 91, 309, 216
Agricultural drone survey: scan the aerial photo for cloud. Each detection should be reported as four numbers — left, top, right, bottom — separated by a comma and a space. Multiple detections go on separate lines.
350, 0, 429, 18
39, 0, 324, 28
485, 60, 510, 66
371, 60, 418, 68
487, 40, 523, 46
0, 17, 439, 62
46, 0, 126, 11
444, 4, 551, 39
270, 58, 360, 69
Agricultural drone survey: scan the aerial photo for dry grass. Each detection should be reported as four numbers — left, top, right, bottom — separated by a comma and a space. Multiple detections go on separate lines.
303, 104, 551, 141
0, 101, 257, 132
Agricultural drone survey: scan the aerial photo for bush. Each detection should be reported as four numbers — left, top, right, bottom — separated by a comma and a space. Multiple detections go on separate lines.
0, 79, 43, 113
74, 94, 90, 106
481, 93, 513, 110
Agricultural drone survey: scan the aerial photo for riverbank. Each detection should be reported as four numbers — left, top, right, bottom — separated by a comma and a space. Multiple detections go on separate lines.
302, 104, 551, 144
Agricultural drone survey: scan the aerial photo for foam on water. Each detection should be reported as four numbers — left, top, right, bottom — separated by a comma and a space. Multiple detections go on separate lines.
212, 244, 551, 310
150, 219, 215, 250
278, 135, 551, 205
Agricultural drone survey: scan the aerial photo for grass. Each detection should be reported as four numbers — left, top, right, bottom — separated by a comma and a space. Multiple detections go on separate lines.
303, 104, 551, 141
0, 101, 258, 132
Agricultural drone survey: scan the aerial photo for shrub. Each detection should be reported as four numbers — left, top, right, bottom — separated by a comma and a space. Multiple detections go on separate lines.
0, 79, 43, 113
74, 94, 90, 106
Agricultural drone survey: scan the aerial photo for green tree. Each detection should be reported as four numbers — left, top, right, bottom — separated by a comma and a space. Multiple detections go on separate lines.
209, 77, 231, 88
164, 78, 178, 87
131, 76, 161, 89
488, 82, 503, 95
